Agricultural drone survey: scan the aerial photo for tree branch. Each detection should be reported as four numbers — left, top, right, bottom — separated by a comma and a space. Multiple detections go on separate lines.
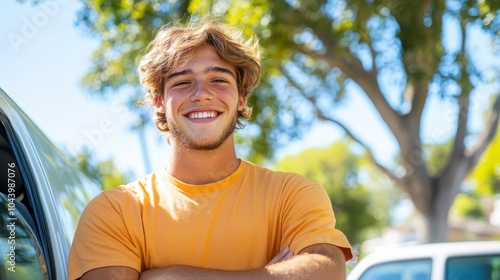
437, 93, 500, 198
438, 22, 473, 185
408, 80, 430, 126
316, 112, 406, 186
299, 47, 407, 148
465, 94, 500, 169
280, 66, 405, 186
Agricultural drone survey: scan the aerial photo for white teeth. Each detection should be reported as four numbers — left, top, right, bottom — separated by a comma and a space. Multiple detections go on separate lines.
189, 111, 217, 119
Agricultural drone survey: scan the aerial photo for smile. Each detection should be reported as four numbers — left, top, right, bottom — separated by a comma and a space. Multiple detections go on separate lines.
187, 111, 220, 119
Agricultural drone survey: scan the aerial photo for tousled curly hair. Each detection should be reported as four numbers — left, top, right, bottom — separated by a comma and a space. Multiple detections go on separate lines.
138, 16, 262, 133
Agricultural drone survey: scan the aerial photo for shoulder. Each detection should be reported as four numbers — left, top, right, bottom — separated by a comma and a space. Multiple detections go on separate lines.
242, 160, 321, 194
243, 160, 311, 180
85, 171, 160, 212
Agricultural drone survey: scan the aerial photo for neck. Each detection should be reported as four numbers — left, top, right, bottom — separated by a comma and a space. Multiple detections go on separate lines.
166, 136, 240, 185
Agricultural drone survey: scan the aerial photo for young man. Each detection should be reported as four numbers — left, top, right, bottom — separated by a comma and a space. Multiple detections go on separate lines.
68, 17, 353, 280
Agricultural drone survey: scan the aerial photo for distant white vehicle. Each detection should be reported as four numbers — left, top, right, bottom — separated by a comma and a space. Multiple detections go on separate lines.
347, 241, 500, 280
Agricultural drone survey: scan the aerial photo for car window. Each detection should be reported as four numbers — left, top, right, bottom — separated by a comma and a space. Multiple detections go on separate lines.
0, 193, 47, 279
446, 254, 500, 280
0, 113, 53, 278
359, 258, 432, 280
0, 119, 47, 279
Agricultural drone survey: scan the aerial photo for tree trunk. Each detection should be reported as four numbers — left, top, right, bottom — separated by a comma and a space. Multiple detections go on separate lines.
415, 199, 450, 243
410, 168, 463, 243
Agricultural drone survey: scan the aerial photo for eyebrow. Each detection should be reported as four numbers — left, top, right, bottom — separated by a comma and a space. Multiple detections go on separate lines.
165, 66, 236, 81
206, 66, 235, 78
166, 69, 193, 81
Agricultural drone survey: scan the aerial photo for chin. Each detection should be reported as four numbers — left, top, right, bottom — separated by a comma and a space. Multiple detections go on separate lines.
185, 138, 228, 151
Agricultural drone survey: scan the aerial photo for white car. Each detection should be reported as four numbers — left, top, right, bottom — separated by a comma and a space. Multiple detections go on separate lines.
0, 88, 101, 279
347, 241, 500, 280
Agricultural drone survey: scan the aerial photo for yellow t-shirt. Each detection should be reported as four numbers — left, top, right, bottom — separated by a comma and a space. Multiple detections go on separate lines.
68, 160, 352, 279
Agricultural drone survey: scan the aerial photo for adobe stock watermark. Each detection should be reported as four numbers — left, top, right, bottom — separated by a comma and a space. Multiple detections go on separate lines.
6, 163, 18, 273
8, 0, 70, 53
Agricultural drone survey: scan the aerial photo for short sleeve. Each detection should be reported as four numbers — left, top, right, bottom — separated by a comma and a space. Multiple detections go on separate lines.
280, 180, 353, 261
68, 188, 143, 280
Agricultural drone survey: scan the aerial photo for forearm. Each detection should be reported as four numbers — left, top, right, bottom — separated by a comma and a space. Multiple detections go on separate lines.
267, 253, 345, 279
140, 253, 345, 280
139, 265, 264, 280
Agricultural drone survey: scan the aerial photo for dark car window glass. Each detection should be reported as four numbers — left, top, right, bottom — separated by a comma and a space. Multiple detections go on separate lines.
446, 254, 500, 280
0, 193, 46, 279
0, 123, 26, 206
359, 258, 432, 280
0, 114, 49, 279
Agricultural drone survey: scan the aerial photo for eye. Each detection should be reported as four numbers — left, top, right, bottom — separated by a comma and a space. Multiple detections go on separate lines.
172, 81, 191, 87
212, 78, 227, 84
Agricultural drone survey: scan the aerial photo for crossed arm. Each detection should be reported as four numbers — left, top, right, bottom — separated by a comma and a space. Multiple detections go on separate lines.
79, 243, 346, 280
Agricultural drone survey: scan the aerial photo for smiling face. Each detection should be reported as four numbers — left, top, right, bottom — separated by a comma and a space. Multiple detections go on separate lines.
155, 44, 247, 150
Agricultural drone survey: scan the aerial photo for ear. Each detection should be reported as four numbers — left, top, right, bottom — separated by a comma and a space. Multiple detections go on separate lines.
154, 95, 166, 114
237, 93, 249, 111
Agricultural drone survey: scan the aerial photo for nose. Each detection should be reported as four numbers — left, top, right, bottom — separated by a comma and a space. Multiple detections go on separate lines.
190, 82, 213, 102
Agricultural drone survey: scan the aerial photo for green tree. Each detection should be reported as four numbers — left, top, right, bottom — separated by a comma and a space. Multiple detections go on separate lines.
74, 147, 132, 190
19, 0, 500, 243
194, 0, 500, 243
450, 192, 486, 219
274, 141, 395, 245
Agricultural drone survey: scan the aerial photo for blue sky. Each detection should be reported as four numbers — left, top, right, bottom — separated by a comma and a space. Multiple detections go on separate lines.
1, 0, 497, 182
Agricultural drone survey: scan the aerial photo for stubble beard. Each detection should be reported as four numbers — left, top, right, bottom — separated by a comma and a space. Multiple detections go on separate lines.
167, 111, 238, 151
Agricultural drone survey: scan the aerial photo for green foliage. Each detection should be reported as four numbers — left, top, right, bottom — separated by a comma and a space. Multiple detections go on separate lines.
423, 140, 453, 176
76, 0, 190, 95
73, 147, 132, 190
274, 141, 394, 245
59, 0, 500, 166
215, 0, 500, 158
450, 192, 486, 219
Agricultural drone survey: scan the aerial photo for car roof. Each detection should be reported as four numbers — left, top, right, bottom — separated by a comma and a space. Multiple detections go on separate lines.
354, 241, 500, 268
347, 241, 500, 280
362, 241, 500, 261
